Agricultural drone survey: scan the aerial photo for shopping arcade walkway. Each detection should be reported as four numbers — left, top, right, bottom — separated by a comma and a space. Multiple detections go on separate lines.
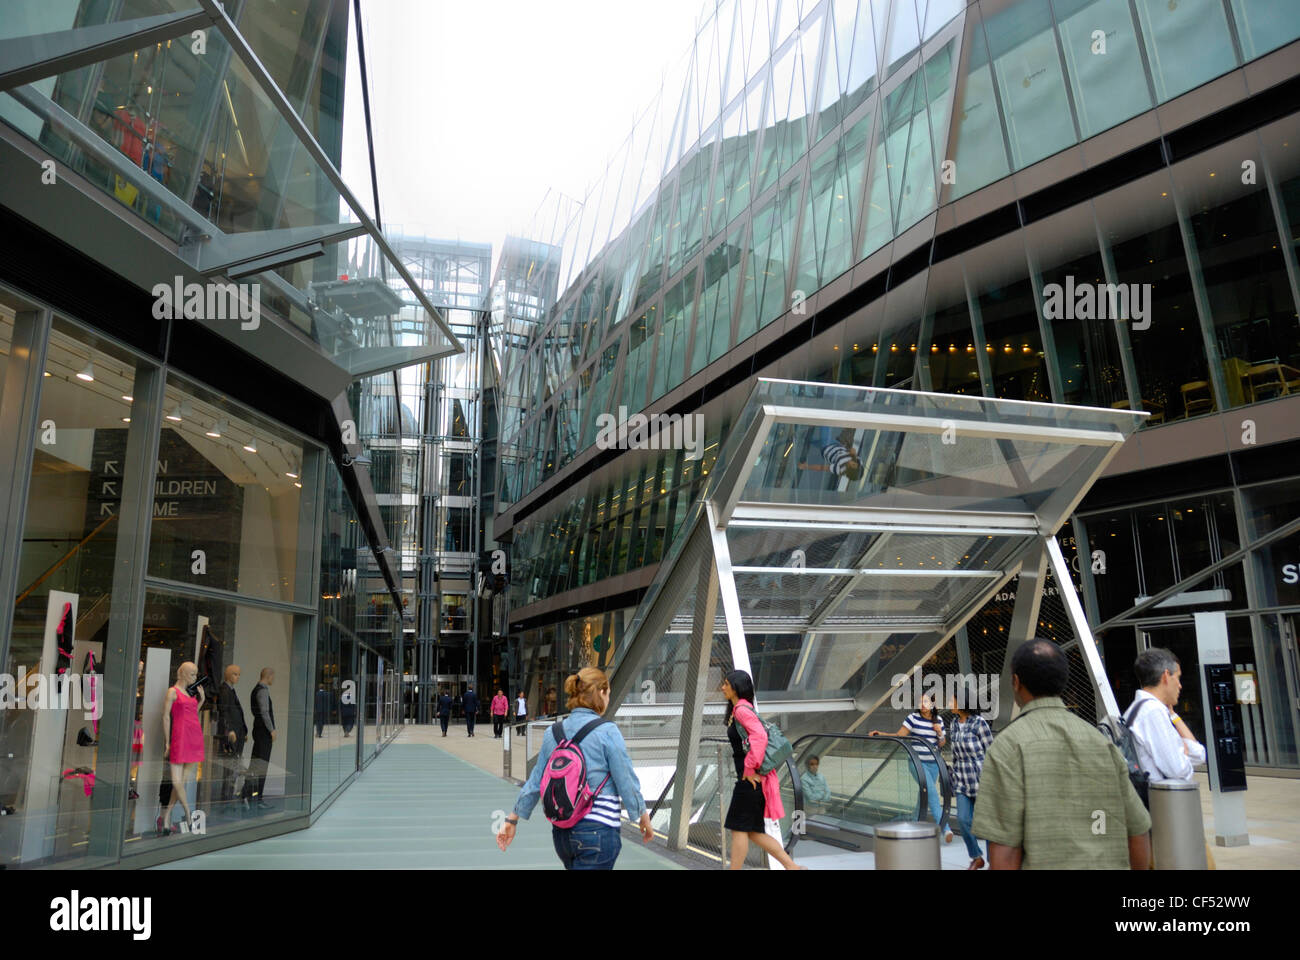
154, 731, 680, 870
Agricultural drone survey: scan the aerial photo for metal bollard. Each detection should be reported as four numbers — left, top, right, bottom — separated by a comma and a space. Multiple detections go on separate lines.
1150, 779, 1208, 870
875, 821, 941, 869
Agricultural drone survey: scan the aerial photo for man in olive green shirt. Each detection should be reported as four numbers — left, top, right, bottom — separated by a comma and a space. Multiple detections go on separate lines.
973, 639, 1151, 869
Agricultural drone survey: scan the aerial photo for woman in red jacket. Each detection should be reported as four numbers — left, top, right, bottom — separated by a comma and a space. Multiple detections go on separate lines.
722, 669, 804, 871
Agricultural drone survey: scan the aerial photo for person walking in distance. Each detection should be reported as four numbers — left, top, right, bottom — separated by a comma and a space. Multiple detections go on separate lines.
870, 692, 947, 834
515, 690, 527, 724
214, 664, 246, 808
948, 680, 993, 870
437, 688, 452, 737
721, 670, 804, 870
497, 667, 652, 869
463, 686, 480, 737
973, 640, 1151, 869
491, 689, 509, 738
247, 668, 276, 809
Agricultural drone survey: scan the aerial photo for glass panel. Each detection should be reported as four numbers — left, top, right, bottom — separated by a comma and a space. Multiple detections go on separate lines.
315, 460, 361, 805
1134, 0, 1238, 102
859, 88, 897, 256
622, 304, 656, 412
123, 590, 306, 855
986, 0, 1078, 170
949, 7, 1010, 199
1230, 0, 1300, 59
1026, 201, 1130, 408
145, 375, 309, 603
1172, 136, 1300, 407
691, 229, 745, 376
2, 318, 139, 867
740, 177, 803, 342
1056, 0, 1153, 139
1094, 171, 1210, 422
968, 235, 1052, 401
918, 258, 982, 395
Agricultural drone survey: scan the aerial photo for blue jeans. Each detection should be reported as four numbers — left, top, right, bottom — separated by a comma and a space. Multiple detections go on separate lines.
955, 793, 984, 860
552, 821, 622, 870
911, 760, 945, 830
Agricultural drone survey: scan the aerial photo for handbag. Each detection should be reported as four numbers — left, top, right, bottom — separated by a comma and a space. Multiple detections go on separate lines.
735, 702, 793, 776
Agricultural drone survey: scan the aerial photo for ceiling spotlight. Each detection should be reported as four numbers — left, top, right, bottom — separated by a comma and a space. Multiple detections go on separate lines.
244, 437, 258, 454
166, 404, 183, 422
293, 481, 302, 488
44, 371, 51, 377
286, 471, 299, 479
206, 419, 227, 439
122, 395, 134, 402
77, 362, 95, 382
122, 417, 131, 423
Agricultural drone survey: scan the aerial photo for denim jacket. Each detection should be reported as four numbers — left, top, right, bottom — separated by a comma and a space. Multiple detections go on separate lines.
512, 708, 646, 822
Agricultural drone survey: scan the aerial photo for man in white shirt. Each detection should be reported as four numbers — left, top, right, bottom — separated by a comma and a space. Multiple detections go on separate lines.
1127, 648, 1207, 783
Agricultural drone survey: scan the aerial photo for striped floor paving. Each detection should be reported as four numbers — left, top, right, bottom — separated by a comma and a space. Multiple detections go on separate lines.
153, 741, 681, 870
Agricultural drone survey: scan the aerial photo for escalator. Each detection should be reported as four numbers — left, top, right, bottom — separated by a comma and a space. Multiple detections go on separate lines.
646, 733, 953, 868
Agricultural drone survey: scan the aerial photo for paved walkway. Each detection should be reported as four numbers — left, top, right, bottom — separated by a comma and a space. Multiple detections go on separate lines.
154, 726, 680, 870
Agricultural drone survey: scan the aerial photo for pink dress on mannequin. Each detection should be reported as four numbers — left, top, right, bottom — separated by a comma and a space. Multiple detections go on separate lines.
168, 686, 204, 763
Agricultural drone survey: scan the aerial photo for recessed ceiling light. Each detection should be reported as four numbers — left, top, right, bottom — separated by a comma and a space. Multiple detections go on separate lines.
77, 362, 94, 382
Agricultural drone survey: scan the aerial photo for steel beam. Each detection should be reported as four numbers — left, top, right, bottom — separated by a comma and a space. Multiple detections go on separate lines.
0, 9, 214, 92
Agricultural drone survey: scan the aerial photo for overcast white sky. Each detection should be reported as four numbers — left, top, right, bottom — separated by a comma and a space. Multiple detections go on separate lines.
344, 0, 705, 255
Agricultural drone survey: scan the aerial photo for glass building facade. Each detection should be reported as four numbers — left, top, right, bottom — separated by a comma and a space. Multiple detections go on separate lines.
489, 0, 1300, 771
0, 1, 446, 866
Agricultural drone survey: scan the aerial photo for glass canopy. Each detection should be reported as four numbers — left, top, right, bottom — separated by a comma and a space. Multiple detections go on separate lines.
0, 1, 460, 378
606, 379, 1146, 841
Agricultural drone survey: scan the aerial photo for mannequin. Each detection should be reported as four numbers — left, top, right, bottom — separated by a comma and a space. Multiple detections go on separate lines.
159, 661, 204, 834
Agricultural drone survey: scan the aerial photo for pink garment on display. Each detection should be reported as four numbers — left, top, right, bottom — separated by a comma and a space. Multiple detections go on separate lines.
733, 701, 785, 820
168, 686, 204, 763
62, 769, 95, 797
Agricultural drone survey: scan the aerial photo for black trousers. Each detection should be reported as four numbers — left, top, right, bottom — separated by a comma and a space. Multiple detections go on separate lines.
492, 715, 504, 737
248, 728, 272, 800
466, 712, 476, 735
439, 714, 449, 734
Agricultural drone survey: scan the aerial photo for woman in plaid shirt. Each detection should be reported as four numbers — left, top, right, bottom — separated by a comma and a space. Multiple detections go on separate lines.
948, 681, 994, 870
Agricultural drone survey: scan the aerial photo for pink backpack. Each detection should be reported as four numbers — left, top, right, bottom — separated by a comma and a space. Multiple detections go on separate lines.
540, 717, 611, 828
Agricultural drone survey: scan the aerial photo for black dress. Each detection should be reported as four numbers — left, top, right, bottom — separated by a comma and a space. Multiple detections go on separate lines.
724, 710, 767, 832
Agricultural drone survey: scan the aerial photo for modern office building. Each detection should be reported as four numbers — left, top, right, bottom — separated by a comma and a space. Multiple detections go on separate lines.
490, 0, 1300, 791
0, 0, 460, 867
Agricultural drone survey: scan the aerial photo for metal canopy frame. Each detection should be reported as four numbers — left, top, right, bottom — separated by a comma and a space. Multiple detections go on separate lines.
608, 380, 1146, 848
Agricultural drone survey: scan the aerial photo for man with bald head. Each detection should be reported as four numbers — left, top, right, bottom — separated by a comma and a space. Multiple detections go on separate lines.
247, 667, 276, 809
214, 663, 247, 808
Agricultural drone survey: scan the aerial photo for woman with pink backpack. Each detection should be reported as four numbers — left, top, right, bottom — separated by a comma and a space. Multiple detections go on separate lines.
496, 667, 653, 869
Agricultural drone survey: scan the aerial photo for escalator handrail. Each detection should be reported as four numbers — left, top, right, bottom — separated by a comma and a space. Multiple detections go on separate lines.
648, 736, 804, 834
785, 732, 953, 835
